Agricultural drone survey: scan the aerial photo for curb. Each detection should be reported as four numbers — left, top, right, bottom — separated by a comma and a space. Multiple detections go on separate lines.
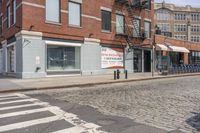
1, 73, 200, 93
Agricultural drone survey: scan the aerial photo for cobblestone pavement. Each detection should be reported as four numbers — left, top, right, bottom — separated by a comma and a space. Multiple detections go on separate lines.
45, 76, 200, 133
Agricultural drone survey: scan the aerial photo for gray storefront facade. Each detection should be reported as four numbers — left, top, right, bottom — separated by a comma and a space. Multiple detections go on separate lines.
0, 30, 152, 78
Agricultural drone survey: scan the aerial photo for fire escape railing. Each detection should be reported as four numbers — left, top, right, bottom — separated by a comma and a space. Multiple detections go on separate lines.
115, 0, 149, 49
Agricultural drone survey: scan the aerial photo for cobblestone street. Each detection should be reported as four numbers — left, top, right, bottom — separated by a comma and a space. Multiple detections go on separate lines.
45, 76, 200, 133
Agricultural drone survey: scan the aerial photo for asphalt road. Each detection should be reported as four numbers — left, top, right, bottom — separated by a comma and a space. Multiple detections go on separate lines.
0, 76, 200, 133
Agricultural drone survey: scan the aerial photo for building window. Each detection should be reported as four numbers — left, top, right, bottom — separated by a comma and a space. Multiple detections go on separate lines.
189, 51, 200, 64
174, 13, 186, 21
191, 36, 200, 42
191, 25, 200, 33
69, 1, 81, 27
133, 18, 140, 37
174, 35, 186, 40
156, 9, 170, 21
174, 24, 186, 32
145, 0, 151, 10
47, 45, 80, 71
144, 21, 151, 38
101, 10, 111, 32
116, 14, 124, 34
12, 0, 16, 24
191, 13, 200, 22
45, 0, 60, 23
7, 5, 11, 28
157, 23, 170, 32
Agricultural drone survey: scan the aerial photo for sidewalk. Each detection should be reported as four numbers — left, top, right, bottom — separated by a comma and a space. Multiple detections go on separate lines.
0, 72, 200, 93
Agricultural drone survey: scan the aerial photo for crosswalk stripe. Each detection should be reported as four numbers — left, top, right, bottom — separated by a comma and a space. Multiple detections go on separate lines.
51, 126, 86, 133
0, 96, 20, 101
0, 102, 48, 111
0, 106, 56, 119
0, 94, 17, 98
0, 98, 38, 105
0, 116, 63, 132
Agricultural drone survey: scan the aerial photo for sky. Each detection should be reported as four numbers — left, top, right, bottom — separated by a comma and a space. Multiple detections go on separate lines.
155, 0, 200, 8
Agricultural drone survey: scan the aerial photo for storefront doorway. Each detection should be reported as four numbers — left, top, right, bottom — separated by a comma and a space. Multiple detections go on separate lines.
7, 46, 15, 73
134, 49, 142, 72
144, 50, 151, 72
0, 49, 3, 73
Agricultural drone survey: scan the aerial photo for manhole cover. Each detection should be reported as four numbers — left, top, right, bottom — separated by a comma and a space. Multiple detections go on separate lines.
98, 119, 116, 125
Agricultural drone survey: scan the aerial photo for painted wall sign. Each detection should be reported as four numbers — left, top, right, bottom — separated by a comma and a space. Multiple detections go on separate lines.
101, 47, 124, 69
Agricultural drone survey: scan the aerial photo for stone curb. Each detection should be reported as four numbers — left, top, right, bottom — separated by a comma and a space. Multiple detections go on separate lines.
0, 73, 200, 93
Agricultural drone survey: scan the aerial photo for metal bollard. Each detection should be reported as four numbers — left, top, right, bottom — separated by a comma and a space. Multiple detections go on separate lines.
117, 69, 120, 79
125, 70, 128, 79
114, 71, 117, 80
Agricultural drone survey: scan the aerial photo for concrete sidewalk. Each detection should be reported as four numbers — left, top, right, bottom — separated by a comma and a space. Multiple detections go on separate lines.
0, 72, 200, 93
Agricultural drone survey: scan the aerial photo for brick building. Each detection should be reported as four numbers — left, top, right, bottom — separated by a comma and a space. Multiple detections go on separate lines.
154, 1, 200, 42
154, 2, 200, 67
0, 0, 154, 78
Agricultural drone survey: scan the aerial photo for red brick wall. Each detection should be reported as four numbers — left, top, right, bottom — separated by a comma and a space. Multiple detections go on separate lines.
155, 35, 200, 51
1, 0, 154, 46
0, 0, 22, 41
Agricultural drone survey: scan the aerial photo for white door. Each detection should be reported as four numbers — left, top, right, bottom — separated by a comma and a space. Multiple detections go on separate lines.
0, 49, 3, 73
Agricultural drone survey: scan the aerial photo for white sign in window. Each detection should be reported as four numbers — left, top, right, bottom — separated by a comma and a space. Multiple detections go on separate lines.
101, 47, 124, 69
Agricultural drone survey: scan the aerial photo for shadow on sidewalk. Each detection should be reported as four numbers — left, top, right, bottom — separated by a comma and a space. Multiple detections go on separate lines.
186, 112, 200, 132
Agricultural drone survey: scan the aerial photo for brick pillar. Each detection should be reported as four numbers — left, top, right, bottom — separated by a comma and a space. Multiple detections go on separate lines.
184, 53, 189, 64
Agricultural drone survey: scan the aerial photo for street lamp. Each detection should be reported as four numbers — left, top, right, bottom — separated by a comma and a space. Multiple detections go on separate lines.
152, 25, 160, 77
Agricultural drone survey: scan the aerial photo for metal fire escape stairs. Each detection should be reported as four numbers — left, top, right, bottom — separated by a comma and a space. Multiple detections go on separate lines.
115, 0, 148, 50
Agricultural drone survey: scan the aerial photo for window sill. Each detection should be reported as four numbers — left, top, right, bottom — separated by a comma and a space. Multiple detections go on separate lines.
145, 9, 151, 12
68, 25, 82, 29
101, 30, 111, 34
45, 21, 62, 26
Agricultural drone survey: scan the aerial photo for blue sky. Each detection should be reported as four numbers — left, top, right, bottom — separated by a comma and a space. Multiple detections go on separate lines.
155, 0, 200, 7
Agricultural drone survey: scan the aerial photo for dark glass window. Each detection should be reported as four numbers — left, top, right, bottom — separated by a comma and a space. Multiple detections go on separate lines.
101, 10, 111, 31
145, 0, 151, 10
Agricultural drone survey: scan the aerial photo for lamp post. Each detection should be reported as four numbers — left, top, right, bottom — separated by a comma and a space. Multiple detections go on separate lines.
152, 25, 159, 77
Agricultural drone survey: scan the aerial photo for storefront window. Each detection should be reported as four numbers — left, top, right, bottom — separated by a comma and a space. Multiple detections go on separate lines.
134, 49, 142, 72
47, 45, 80, 71
190, 51, 200, 64
169, 52, 183, 66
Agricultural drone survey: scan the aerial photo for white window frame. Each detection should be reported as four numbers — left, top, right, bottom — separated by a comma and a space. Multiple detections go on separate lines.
7, 5, 11, 28
144, 21, 151, 38
13, 0, 16, 24
116, 14, 125, 34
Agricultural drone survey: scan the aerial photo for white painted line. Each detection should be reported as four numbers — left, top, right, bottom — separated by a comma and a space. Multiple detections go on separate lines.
0, 96, 20, 101
0, 106, 56, 119
51, 126, 86, 133
48, 106, 105, 133
0, 98, 38, 105
15, 93, 30, 98
0, 116, 63, 132
0, 102, 49, 111
0, 94, 17, 98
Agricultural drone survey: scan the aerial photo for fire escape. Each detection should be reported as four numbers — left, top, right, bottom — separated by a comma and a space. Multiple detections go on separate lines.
115, 0, 149, 49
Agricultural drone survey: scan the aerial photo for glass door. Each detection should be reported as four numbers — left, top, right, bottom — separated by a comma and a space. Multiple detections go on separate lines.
134, 49, 142, 72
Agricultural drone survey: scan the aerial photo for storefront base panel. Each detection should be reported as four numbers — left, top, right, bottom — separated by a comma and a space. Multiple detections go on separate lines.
16, 72, 47, 79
